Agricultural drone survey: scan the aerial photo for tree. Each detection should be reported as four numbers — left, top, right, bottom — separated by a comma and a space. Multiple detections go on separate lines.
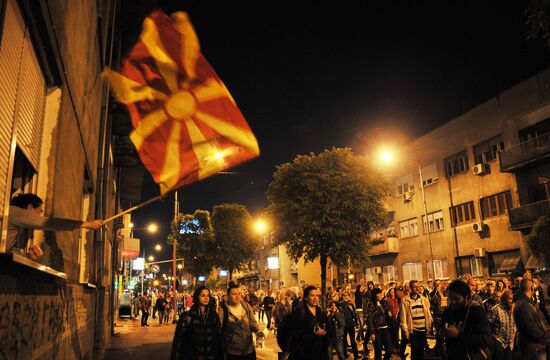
267, 148, 388, 306
526, 0, 550, 48
527, 215, 550, 264
211, 203, 258, 280
168, 209, 215, 282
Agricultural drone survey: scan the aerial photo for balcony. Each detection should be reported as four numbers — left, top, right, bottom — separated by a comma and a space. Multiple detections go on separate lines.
508, 200, 550, 230
370, 236, 399, 256
500, 132, 550, 172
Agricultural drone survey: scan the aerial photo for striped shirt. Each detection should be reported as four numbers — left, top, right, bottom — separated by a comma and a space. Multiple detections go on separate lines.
410, 295, 426, 331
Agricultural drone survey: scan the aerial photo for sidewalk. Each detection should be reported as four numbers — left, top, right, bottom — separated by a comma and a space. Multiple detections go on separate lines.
105, 317, 177, 360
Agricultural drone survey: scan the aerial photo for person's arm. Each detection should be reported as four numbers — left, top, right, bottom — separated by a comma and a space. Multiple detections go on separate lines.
9, 206, 103, 230
247, 302, 261, 332
400, 300, 409, 337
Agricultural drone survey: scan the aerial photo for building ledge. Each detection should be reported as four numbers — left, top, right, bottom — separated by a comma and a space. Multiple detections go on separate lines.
0, 253, 67, 279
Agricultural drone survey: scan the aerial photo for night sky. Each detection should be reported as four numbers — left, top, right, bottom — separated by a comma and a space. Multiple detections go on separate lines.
129, 0, 550, 269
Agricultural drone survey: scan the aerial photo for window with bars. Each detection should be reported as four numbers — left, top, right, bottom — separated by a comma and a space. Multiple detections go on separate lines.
450, 201, 476, 226
480, 191, 513, 219
399, 218, 418, 238
402, 262, 423, 281
444, 151, 469, 177
422, 211, 444, 233
473, 135, 504, 164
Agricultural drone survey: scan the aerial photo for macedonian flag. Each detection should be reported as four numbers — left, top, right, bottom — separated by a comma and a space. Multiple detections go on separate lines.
105, 10, 259, 194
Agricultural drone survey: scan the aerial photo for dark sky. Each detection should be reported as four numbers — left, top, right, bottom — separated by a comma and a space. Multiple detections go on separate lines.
129, 0, 550, 268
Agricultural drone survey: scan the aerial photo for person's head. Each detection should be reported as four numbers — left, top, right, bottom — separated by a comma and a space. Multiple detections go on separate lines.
467, 278, 477, 294
371, 288, 383, 302
520, 278, 535, 298
329, 300, 340, 313
336, 286, 342, 294
523, 271, 532, 280
367, 281, 375, 290
427, 280, 433, 289
447, 279, 471, 309
434, 279, 441, 290
11, 193, 44, 214
226, 283, 242, 305
419, 285, 425, 294
359, 278, 365, 286
303, 285, 320, 307
501, 289, 514, 309
485, 280, 495, 294
193, 286, 211, 307
492, 289, 503, 303
409, 280, 419, 296
496, 279, 505, 290
343, 292, 351, 302
387, 287, 395, 298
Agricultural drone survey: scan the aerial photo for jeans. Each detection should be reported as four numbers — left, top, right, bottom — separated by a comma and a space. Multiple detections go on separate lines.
158, 310, 165, 325
266, 309, 273, 329
327, 337, 345, 360
410, 331, 427, 360
344, 326, 359, 359
141, 309, 149, 325
355, 310, 364, 341
374, 328, 393, 360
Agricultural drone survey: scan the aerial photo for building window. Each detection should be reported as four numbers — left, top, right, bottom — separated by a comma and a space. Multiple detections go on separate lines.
480, 191, 513, 219
444, 151, 469, 177
396, 174, 414, 196
365, 267, 378, 282
456, 256, 483, 277
473, 135, 504, 164
399, 218, 418, 238
422, 211, 444, 233
383, 265, 397, 283
488, 249, 521, 275
402, 262, 423, 281
450, 201, 476, 227
427, 260, 447, 280
421, 163, 439, 187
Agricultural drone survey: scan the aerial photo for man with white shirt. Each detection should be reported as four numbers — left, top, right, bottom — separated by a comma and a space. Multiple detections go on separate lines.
219, 283, 261, 360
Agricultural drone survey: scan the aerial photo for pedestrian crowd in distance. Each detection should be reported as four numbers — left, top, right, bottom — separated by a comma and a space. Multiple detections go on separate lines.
169, 271, 550, 360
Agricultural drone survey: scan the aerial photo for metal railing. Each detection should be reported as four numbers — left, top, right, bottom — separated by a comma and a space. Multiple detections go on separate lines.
500, 132, 550, 171
508, 199, 550, 230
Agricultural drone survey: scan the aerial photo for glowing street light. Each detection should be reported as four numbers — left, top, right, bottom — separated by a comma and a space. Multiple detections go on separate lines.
153, 280, 159, 286
177, 263, 183, 270
380, 151, 393, 163
155, 244, 162, 251
129, 222, 134, 228
254, 219, 268, 234
147, 223, 158, 233
148, 255, 154, 262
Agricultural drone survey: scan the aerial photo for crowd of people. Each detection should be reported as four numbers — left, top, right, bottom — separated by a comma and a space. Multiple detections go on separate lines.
164, 271, 550, 360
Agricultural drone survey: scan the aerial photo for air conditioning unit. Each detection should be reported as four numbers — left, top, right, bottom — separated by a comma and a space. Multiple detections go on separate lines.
472, 222, 484, 233
374, 266, 383, 274
403, 191, 414, 202
474, 247, 486, 258
472, 163, 489, 176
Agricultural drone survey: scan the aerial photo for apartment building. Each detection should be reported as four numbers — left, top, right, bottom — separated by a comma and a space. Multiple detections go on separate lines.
365, 67, 550, 284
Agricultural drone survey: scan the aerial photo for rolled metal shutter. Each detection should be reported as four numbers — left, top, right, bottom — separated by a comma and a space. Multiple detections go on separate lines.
0, 0, 26, 214
15, 33, 47, 170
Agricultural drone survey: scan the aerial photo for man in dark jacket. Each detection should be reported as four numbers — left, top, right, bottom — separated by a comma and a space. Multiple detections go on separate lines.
514, 278, 549, 359
283, 286, 327, 360
341, 292, 361, 359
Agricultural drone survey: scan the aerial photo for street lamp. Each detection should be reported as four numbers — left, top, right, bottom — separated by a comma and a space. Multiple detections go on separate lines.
148, 255, 154, 262
380, 151, 437, 282
155, 244, 162, 251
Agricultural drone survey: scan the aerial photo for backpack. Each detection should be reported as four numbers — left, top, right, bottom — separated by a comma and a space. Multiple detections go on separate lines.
276, 304, 306, 352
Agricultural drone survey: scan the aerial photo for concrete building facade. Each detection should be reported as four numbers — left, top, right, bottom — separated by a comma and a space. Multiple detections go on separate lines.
0, 1, 143, 358
365, 67, 550, 284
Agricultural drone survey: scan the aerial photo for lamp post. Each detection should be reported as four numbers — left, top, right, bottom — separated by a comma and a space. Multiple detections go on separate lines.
380, 151, 437, 282
254, 219, 268, 291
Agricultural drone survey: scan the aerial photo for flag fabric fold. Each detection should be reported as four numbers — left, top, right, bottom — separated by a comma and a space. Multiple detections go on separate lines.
105, 10, 260, 194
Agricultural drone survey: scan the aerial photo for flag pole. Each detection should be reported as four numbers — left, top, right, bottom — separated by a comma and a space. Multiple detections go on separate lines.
102, 194, 166, 224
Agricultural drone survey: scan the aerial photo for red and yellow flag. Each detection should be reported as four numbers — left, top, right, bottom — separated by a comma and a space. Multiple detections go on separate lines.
105, 10, 259, 194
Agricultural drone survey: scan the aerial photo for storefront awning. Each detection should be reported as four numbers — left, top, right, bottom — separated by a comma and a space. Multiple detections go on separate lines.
498, 255, 521, 272
525, 255, 544, 270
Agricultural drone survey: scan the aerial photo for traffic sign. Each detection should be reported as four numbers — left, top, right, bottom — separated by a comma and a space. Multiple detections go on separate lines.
150, 264, 160, 273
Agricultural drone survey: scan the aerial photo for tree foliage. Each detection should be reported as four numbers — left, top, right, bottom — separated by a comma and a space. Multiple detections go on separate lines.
526, 0, 550, 48
527, 215, 550, 263
267, 147, 388, 303
211, 203, 258, 279
168, 209, 215, 279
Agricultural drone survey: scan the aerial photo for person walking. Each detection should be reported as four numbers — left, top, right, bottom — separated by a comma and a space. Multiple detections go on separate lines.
133, 294, 141, 319
281, 285, 327, 360
400, 280, 432, 360
140, 292, 149, 326
514, 278, 549, 360
384, 287, 400, 352
354, 283, 365, 342
367, 288, 393, 360
151, 290, 158, 319
429, 279, 447, 355
219, 283, 261, 360
263, 292, 276, 330
156, 293, 166, 326
488, 289, 517, 360
341, 292, 361, 359
326, 301, 346, 360
171, 286, 223, 360
274, 292, 292, 332
441, 279, 492, 360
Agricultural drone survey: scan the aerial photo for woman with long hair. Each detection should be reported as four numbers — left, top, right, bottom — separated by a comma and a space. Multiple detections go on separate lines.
171, 286, 223, 360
